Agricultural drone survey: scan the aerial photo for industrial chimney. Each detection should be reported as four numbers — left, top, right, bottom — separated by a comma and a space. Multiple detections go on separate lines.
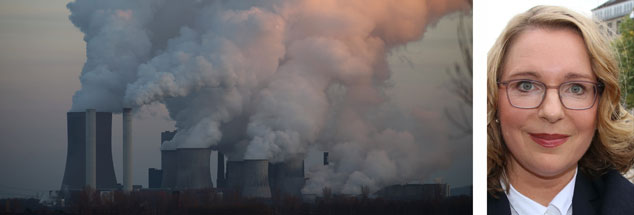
61, 111, 118, 191
85, 109, 96, 188
175, 148, 213, 190
122, 108, 132, 191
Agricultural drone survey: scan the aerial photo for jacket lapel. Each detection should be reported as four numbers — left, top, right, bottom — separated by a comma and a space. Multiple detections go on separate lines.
572, 171, 601, 215
487, 192, 511, 215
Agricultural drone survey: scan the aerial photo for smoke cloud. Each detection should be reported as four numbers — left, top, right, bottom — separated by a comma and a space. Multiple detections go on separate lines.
68, 0, 470, 194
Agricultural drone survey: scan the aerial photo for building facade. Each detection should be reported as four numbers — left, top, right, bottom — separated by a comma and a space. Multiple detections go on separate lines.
592, 0, 634, 38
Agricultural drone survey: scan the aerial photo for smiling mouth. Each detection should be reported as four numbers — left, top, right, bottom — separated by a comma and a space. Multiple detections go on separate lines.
529, 133, 569, 148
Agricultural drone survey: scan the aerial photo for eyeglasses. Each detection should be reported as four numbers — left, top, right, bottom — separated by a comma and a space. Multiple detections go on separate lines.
497, 79, 603, 110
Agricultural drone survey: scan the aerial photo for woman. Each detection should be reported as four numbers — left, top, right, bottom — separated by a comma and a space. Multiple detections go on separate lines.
487, 6, 634, 215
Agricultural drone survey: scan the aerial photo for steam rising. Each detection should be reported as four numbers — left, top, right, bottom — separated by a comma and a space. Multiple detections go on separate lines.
68, 0, 470, 194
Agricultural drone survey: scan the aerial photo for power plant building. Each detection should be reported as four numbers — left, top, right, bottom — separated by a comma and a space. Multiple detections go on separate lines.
148, 168, 162, 189
160, 130, 177, 189
160, 149, 177, 189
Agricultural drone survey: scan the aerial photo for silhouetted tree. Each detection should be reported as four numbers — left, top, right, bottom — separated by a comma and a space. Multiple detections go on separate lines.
445, 11, 472, 138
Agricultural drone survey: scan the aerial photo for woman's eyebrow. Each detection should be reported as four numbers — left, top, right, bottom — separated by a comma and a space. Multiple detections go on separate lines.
564, 73, 593, 80
507, 71, 539, 79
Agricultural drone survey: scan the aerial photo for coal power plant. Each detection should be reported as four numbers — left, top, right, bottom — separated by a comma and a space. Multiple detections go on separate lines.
49, 108, 469, 215
58, 111, 456, 204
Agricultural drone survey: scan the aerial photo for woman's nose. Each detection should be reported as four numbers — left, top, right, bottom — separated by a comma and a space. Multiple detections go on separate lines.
537, 89, 564, 123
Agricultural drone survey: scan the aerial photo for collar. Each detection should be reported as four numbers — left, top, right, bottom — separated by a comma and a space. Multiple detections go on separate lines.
503, 167, 577, 215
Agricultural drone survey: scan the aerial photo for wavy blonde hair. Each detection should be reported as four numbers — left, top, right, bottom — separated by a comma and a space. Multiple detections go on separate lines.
487, 5, 634, 195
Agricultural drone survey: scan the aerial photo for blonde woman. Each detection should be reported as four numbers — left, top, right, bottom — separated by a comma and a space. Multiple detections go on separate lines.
487, 6, 634, 214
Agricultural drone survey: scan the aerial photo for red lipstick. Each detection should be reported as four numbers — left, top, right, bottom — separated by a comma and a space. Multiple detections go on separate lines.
529, 133, 569, 148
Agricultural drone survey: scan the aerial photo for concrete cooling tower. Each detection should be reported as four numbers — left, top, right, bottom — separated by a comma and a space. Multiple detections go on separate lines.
225, 160, 272, 198
269, 158, 305, 199
175, 148, 213, 190
61, 111, 118, 190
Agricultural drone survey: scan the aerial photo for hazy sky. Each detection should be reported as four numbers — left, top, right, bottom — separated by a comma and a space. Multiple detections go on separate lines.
479, 0, 603, 52
0, 0, 477, 198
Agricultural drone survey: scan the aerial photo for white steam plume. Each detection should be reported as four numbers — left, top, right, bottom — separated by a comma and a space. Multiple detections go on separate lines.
68, 0, 470, 194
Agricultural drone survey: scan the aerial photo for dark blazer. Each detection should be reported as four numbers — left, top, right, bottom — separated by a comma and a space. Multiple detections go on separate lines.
487, 169, 634, 215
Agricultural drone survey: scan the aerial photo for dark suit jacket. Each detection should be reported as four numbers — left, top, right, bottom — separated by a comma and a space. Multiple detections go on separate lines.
488, 170, 634, 215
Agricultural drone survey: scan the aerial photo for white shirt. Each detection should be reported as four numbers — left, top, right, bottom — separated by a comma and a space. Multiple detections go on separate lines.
503, 167, 577, 215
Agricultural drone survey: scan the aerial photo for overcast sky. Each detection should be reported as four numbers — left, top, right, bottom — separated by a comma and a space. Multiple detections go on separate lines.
478, 0, 603, 52
0, 0, 475, 198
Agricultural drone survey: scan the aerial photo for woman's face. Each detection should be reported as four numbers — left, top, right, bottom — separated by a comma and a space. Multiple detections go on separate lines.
498, 27, 597, 178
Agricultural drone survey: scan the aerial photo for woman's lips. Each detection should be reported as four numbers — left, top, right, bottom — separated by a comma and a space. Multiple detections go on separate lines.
529, 133, 569, 148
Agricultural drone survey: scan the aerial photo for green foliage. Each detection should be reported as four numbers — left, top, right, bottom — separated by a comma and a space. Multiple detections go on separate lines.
614, 16, 634, 108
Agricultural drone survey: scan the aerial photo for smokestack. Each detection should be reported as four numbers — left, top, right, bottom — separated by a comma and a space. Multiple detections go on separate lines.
241, 160, 271, 198
122, 108, 132, 191
175, 148, 213, 190
85, 109, 96, 188
323, 152, 329, 166
217, 151, 225, 189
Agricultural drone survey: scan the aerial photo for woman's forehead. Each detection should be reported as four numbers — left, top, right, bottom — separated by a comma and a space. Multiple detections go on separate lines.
500, 27, 594, 82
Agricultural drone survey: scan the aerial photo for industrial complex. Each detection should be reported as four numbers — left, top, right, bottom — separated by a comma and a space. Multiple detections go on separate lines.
54, 108, 466, 207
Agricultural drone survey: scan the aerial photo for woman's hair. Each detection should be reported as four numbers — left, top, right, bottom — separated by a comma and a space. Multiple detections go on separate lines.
487, 5, 634, 195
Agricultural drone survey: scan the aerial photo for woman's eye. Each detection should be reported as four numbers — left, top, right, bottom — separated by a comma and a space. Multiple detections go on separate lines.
569, 84, 585, 94
517, 81, 534, 91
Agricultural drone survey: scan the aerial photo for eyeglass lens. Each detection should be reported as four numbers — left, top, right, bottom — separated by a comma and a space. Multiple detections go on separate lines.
505, 80, 598, 109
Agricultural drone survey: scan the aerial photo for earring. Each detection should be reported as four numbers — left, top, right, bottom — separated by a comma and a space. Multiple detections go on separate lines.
495, 119, 500, 123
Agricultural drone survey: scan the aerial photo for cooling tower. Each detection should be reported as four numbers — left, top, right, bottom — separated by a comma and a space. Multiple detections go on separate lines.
269, 158, 305, 199
85, 109, 96, 188
241, 160, 272, 198
175, 148, 213, 190
61, 112, 118, 190
160, 149, 177, 189
122, 108, 132, 191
